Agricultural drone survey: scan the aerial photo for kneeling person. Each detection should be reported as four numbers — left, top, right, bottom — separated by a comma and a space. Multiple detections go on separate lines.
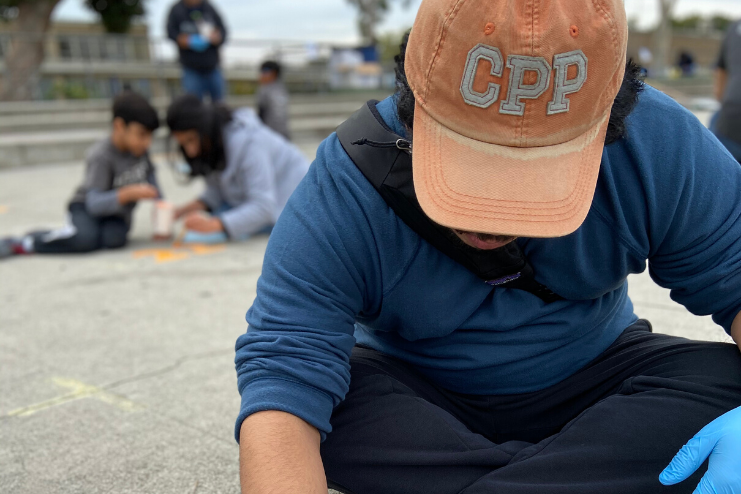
166, 94, 309, 243
0, 91, 161, 258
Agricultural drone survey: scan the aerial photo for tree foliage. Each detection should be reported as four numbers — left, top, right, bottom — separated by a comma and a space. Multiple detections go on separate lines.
0, 0, 22, 22
711, 15, 734, 33
345, 0, 412, 45
1, 0, 145, 32
84, 0, 145, 33
671, 14, 702, 30
671, 13, 735, 33
0, 0, 146, 100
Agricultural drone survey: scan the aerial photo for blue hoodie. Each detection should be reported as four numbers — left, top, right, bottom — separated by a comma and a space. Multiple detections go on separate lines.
234, 87, 741, 441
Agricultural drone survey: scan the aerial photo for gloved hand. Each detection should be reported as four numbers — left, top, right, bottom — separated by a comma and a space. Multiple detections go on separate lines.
659, 405, 741, 493
188, 34, 209, 52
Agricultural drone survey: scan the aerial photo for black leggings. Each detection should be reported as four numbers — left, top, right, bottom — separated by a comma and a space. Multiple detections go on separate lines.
33, 202, 129, 254
321, 320, 741, 494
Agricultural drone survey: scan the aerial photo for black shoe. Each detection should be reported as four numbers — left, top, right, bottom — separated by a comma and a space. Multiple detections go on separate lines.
0, 237, 21, 259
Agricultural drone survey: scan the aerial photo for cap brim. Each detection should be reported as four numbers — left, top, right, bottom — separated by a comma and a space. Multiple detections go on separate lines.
412, 104, 609, 238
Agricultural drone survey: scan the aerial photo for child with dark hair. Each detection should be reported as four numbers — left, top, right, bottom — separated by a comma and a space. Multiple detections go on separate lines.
0, 91, 162, 258
256, 60, 290, 140
166, 93, 308, 243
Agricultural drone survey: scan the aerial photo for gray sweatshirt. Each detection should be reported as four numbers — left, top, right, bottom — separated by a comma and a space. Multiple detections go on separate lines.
256, 81, 291, 140
198, 108, 309, 238
71, 138, 160, 224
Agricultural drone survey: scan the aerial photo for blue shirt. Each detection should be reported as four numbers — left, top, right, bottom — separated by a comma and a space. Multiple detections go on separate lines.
234, 87, 741, 441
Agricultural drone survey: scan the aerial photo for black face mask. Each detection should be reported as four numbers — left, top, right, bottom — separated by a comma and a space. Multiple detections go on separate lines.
336, 100, 563, 304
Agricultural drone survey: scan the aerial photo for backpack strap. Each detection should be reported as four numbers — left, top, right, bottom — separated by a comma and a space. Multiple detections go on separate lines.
336, 100, 563, 304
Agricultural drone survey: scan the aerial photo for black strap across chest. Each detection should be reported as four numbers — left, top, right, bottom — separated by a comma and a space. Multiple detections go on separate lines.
336, 100, 563, 304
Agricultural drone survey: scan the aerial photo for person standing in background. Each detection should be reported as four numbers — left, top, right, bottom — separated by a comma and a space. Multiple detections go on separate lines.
167, 0, 227, 102
713, 20, 741, 162
256, 61, 291, 140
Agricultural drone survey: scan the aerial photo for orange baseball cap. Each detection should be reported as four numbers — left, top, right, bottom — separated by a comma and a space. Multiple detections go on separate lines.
405, 0, 628, 238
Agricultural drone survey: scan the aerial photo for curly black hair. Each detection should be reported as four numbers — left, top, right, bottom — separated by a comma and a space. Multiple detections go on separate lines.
394, 32, 644, 146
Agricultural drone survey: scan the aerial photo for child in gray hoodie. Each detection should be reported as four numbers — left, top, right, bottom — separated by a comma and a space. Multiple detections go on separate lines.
0, 91, 161, 258
166, 94, 309, 243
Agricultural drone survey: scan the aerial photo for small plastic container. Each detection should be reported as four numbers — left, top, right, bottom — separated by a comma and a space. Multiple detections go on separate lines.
152, 200, 175, 240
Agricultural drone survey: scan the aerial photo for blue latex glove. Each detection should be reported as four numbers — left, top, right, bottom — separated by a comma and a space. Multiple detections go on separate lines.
188, 34, 209, 53
182, 230, 228, 244
659, 405, 741, 493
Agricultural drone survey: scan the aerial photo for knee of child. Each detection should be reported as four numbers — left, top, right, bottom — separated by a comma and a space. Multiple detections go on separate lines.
72, 230, 100, 252
101, 225, 128, 249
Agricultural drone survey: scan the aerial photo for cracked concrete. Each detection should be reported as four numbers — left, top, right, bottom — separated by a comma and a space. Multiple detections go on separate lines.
0, 123, 734, 493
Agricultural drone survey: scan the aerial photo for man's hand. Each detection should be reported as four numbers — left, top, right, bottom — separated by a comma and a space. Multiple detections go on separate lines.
240, 411, 327, 494
659, 406, 741, 493
209, 30, 222, 45
117, 184, 158, 205
183, 213, 223, 233
177, 33, 190, 49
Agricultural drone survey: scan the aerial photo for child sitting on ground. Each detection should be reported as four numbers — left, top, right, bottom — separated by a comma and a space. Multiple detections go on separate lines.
0, 90, 161, 258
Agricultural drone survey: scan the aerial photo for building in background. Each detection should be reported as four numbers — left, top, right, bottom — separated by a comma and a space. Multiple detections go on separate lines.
0, 20, 397, 101
0, 21, 171, 99
628, 29, 724, 76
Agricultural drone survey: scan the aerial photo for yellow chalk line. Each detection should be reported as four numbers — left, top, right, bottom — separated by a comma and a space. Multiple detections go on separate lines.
6, 377, 143, 418
0, 205, 8, 214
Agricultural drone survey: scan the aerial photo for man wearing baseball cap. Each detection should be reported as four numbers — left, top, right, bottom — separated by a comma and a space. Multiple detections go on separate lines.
235, 1, 741, 492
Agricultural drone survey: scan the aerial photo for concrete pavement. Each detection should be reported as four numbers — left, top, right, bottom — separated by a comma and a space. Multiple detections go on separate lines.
0, 133, 734, 493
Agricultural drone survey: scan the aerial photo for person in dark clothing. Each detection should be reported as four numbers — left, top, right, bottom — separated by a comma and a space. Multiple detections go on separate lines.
256, 60, 290, 140
712, 20, 741, 162
677, 50, 695, 76
166, 0, 227, 102
0, 91, 161, 258
234, 1, 741, 493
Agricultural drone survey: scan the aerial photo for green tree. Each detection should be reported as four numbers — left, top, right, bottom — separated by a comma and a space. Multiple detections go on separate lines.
671, 14, 702, 30
85, 0, 144, 33
345, 0, 412, 45
711, 15, 734, 33
377, 29, 408, 63
0, 0, 146, 101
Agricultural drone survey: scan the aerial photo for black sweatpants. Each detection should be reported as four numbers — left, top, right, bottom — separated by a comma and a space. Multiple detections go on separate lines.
321, 321, 741, 494
33, 202, 129, 254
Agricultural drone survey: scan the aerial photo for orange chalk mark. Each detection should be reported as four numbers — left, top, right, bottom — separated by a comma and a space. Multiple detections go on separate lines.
132, 243, 225, 263
188, 244, 227, 255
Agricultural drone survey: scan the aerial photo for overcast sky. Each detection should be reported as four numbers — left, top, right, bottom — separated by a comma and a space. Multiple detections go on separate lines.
53, 0, 741, 42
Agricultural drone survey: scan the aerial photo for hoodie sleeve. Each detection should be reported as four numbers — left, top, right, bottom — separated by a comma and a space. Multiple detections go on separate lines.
217, 145, 276, 238
82, 147, 124, 217
166, 4, 181, 42
234, 135, 388, 443
147, 157, 162, 199
636, 91, 741, 333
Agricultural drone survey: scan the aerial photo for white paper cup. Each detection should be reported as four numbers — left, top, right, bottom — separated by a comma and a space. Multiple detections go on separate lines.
153, 201, 175, 239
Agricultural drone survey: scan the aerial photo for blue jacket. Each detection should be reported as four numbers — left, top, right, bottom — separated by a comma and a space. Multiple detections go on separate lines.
234, 87, 741, 441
